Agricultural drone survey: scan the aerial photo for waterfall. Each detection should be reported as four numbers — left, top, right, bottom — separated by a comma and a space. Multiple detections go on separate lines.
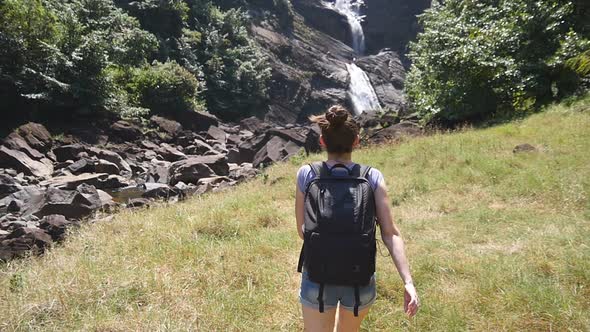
332, 0, 382, 115
346, 63, 381, 115
334, 0, 365, 55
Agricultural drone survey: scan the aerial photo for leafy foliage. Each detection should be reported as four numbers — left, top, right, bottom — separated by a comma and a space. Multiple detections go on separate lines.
406, 0, 590, 124
0, 0, 271, 123
127, 61, 202, 116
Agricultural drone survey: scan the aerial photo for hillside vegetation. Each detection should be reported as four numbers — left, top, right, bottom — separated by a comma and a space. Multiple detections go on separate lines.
1, 97, 589, 331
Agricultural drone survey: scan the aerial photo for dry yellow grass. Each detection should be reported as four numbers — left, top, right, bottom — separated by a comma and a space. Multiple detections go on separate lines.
1, 96, 589, 331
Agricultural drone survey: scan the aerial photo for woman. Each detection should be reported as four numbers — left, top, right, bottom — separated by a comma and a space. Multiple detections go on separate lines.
295, 105, 419, 331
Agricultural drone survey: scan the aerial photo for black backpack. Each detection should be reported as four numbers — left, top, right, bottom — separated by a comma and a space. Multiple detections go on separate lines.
297, 161, 377, 316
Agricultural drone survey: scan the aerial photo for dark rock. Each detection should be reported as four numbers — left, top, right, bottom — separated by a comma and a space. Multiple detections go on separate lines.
240, 116, 269, 133
3, 132, 46, 160
0, 186, 46, 217
151, 115, 183, 137
356, 51, 407, 114
93, 159, 120, 175
110, 120, 142, 141
226, 148, 241, 164
197, 176, 235, 188
53, 144, 131, 175
0, 174, 20, 199
0, 227, 52, 260
40, 173, 128, 190
369, 122, 422, 144
267, 127, 307, 145
0, 145, 53, 177
174, 111, 219, 131
253, 136, 303, 168
228, 163, 259, 182
169, 155, 229, 185
184, 139, 218, 156
39, 215, 74, 242
147, 160, 171, 184
32, 185, 103, 220
141, 183, 180, 200
127, 198, 151, 208
304, 125, 322, 154
363, 0, 431, 54
227, 134, 243, 146
206, 126, 227, 144
67, 158, 91, 174
292, 0, 351, 47
513, 144, 537, 153
14, 122, 53, 153
238, 134, 268, 163
157, 143, 187, 162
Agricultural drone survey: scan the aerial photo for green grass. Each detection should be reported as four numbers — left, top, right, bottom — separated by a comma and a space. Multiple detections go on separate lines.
1, 96, 589, 331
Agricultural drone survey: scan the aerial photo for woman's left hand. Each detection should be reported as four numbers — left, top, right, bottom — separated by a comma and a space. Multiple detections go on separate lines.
404, 282, 419, 317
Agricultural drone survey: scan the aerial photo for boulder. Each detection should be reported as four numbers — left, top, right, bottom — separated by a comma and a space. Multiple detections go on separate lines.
304, 125, 322, 154
253, 136, 303, 168
0, 227, 53, 260
110, 120, 143, 141
157, 143, 187, 162
14, 122, 53, 152
184, 139, 219, 156
0, 145, 53, 177
206, 126, 227, 144
240, 116, 270, 134
40, 173, 128, 190
147, 162, 170, 184
174, 111, 219, 131
238, 134, 269, 163
0, 174, 21, 199
228, 163, 259, 182
54, 144, 132, 175
151, 115, 183, 137
3, 132, 46, 160
141, 183, 181, 200
127, 198, 151, 208
0, 186, 46, 217
39, 214, 74, 242
32, 184, 104, 220
169, 155, 229, 185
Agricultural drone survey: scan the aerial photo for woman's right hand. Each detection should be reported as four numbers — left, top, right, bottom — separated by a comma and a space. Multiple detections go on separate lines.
404, 282, 419, 317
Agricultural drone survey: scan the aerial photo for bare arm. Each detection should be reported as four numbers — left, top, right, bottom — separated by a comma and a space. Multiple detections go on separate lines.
295, 188, 305, 240
374, 180, 419, 316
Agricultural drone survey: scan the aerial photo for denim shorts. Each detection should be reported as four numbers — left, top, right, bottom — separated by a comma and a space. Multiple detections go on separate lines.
299, 270, 377, 312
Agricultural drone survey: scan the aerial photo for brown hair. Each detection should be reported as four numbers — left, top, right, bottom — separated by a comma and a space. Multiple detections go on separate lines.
309, 105, 359, 153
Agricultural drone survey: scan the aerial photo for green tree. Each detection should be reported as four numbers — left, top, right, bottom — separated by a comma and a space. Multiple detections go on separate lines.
406, 0, 590, 124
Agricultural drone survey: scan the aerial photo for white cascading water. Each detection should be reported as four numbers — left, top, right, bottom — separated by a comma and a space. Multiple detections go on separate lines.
346, 63, 382, 115
332, 0, 382, 115
334, 0, 365, 55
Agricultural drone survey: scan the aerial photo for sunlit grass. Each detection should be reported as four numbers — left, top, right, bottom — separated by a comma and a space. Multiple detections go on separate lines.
1, 96, 589, 331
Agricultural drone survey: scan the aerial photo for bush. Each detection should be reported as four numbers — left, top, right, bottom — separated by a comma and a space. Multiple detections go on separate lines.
406, 0, 590, 125
128, 61, 202, 115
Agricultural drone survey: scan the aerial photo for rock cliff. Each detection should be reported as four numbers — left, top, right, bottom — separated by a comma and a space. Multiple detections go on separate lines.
250, 0, 430, 123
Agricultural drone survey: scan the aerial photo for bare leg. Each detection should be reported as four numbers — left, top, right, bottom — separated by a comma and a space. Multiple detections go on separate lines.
334, 305, 371, 332
302, 305, 337, 332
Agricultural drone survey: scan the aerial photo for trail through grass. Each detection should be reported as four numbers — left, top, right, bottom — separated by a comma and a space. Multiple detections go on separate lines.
1, 97, 589, 331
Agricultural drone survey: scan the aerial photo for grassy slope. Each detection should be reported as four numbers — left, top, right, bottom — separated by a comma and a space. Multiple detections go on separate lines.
1, 97, 589, 331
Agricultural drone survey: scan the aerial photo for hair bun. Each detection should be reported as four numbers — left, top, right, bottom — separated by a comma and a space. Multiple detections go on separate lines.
326, 105, 348, 128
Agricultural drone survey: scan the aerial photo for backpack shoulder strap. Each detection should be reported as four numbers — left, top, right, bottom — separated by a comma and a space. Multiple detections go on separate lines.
309, 161, 329, 178
359, 164, 372, 180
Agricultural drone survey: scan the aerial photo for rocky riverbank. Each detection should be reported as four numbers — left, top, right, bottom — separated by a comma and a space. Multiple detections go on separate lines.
0, 111, 421, 261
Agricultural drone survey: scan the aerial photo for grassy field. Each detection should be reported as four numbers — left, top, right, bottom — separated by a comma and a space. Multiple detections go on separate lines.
1, 97, 589, 331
